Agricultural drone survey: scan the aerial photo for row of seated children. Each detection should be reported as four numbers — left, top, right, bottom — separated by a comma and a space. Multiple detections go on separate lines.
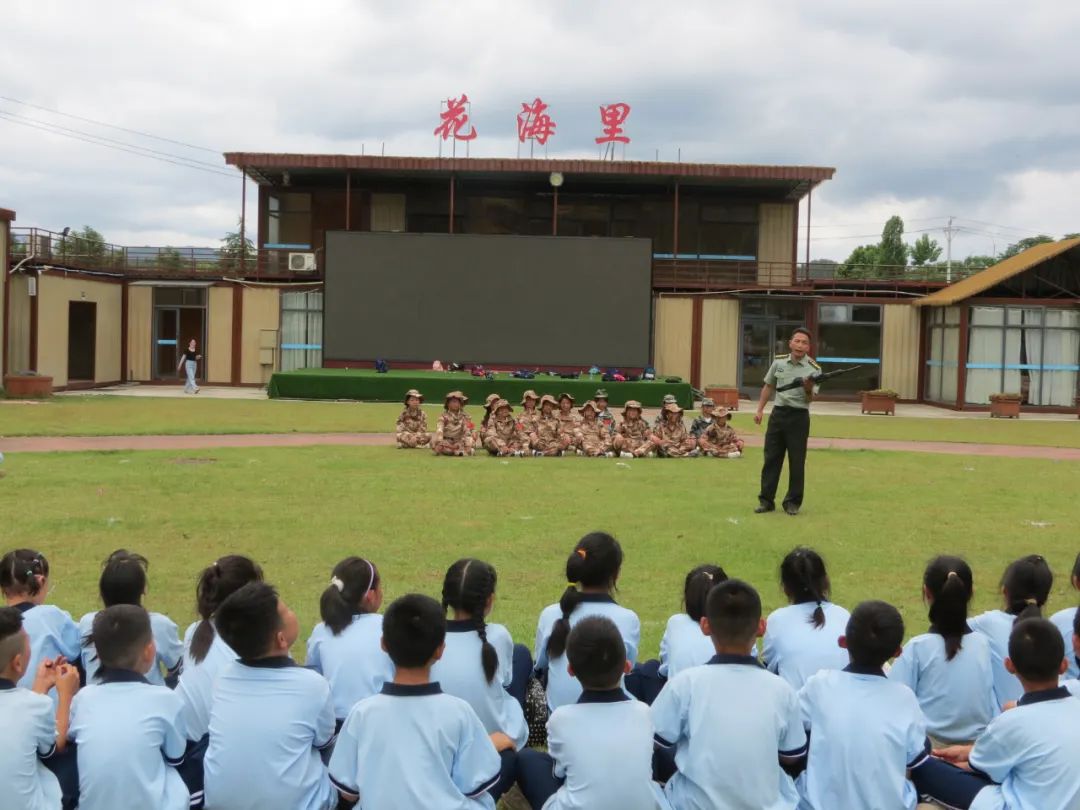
2, 540, 1079, 810
396, 388, 745, 459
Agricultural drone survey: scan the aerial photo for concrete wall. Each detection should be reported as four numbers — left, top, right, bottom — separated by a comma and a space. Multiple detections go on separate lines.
241, 286, 280, 384
699, 298, 740, 387
36, 274, 122, 388
127, 286, 152, 381
756, 203, 796, 287
881, 303, 921, 399
207, 286, 234, 384
653, 296, 693, 381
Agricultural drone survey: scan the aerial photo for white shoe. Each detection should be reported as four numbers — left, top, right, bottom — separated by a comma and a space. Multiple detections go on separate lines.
647, 451, 657, 458
576, 450, 584, 456
605, 451, 616, 458
727, 451, 742, 458
688, 449, 700, 457
619, 451, 634, 459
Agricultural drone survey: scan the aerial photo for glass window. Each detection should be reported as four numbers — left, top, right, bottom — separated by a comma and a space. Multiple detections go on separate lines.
741, 299, 807, 321
267, 193, 312, 246
280, 291, 323, 372
816, 303, 882, 393
925, 309, 960, 404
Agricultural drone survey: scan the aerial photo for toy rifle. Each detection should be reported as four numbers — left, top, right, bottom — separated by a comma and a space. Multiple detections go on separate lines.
775, 365, 864, 392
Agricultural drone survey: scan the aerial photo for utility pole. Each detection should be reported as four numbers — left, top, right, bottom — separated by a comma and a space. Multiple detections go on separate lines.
944, 216, 956, 283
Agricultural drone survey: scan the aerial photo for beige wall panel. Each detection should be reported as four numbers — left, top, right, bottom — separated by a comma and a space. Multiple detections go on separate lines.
7, 275, 30, 374
699, 298, 740, 387
36, 275, 122, 387
127, 286, 152, 381
653, 297, 693, 381
881, 303, 921, 399
370, 193, 406, 232
207, 286, 233, 383
241, 287, 280, 384
756, 203, 796, 287
0, 224, 6, 375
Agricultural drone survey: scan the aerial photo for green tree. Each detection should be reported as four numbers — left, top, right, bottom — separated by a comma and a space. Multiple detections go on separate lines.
837, 244, 880, 278
220, 218, 256, 269
999, 235, 1054, 259
909, 234, 942, 266
156, 247, 185, 272
877, 215, 909, 276
1064, 232, 1080, 240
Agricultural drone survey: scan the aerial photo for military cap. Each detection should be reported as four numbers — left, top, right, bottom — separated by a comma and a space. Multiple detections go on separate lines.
403, 389, 424, 404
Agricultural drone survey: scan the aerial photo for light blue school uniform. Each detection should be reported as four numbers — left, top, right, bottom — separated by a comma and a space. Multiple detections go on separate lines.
967, 686, 1080, 810
761, 601, 851, 691
328, 682, 502, 810
1050, 606, 1078, 680
306, 613, 393, 720
535, 594, 641, 710
796, 666, 929, 810
545, 689, 670, 810
431, 620, 529, 750
175, 621, 237, 741
14, 604, 81, 703
68, 669, 190, 810
1063, 678, 1080, 697
969, 609, 1025, 706
658, 614, 715, 679
888, 630, 999, 742
204, 657, 336, 810
652, 654, 806, 810
0, 678, 63, 810
78, 610, 184, 686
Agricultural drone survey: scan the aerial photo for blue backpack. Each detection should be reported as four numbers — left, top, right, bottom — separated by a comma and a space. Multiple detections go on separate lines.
374, 358, 389, 373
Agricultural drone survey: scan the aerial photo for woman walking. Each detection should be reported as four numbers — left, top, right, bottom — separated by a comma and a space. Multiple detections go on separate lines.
177, 337, 201, 394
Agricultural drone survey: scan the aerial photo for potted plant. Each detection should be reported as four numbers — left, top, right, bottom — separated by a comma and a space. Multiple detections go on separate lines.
703, 384, 740, 410
2, 370, 53, 398
860, 388, 898, 415
989, 392, 1022, 419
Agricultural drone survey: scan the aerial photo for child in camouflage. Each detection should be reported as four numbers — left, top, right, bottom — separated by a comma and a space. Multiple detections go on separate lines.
395, 389, 431, 449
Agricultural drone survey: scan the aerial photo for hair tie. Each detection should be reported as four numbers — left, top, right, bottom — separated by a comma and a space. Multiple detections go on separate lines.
946, 571, 960, 580
576, 549, 587, 560
360, 560, 376, 601
704, 572, 713, 581
330, 576, 345, 593
1024, 597, 1037, 605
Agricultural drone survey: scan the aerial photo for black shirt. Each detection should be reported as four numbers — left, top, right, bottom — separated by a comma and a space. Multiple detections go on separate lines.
183, 349, 197, 361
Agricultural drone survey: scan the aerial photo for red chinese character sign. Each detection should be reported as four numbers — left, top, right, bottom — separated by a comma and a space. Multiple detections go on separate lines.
435, 95, 477, 156
596, 102, 631, 145
517, 98, 557, 146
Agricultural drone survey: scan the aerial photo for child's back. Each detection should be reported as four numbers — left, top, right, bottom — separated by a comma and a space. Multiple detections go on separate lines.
762, 601, 850, 690
306, 613, 392, 721
17, 605, 81, 697
0, 682, 64, 810
969, 609, 1023, 705
658, 613, 715, 679
175, 620, 237, 741
79, 610, 182, 686
1050, 606, 1078, 680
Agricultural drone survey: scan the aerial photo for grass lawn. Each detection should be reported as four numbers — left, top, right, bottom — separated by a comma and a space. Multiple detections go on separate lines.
1, 445, 1077, 663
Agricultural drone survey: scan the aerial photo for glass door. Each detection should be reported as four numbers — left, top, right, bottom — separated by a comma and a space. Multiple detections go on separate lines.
739, 319, 806, 395
153, 308, 179, 380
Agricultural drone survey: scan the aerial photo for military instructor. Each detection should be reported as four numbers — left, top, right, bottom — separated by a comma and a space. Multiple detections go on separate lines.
753, 327, 819, 515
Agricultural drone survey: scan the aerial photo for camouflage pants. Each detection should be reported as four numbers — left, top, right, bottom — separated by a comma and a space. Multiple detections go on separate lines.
531, 436, 570, 456
655, 438, 697, 458
578, 438, 612, 457
483, 436, 526, 456
699, 436, 745, 457
612, 435, 651, 457
396, 431, 431, 449
433, 436, 475, 456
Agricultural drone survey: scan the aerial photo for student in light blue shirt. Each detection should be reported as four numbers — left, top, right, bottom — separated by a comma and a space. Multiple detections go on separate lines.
433, 559, 529, 802
0, 606, 79, 810
913, 618, 1080, 809
78, 550, 183, 687
204, 582, 336, 810
969, 554, 1053, 708
761, 547, 850, 691
329, 593, 502, 809
68, 605, 190, 810
1049, 553, 1079, 680
652, 579, 807, 810
796, 600, 931, 810
518, 616, 670, 810
535, 532, 641, 710
306, 556, 393, 724
1, 550, 82, 703
889, 556, 998, 743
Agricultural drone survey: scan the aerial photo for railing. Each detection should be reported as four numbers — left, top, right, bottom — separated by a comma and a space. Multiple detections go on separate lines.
8, 227, 321, 280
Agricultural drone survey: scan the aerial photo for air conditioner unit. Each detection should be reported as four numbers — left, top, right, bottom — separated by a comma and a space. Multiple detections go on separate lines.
288, 252, 316, 272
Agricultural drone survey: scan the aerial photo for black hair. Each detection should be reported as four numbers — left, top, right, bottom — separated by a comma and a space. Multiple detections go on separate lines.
442, 558, 498, 684
214, 582, 282, 661
0, 549, 50, 598
1073, 606, 1080, 641
1071, 552, 1080, 589
845, 600, 904, 669
705, 579, 762, 647
320, 557, 379, 636
683, 564, 728, 623
791, 327, 812, 340
382, 594, 446, 668
91, 604, 153, 672
1008, 617, 1065, 682
0, 606, 25, 671
566, 616, 626, 689
99, 549, 148, 608
1001, 555, 1053, 620
546, 532, 624, 659
189, 555, 264, 664
924, 555, 973, 662
780, 547, 831, 628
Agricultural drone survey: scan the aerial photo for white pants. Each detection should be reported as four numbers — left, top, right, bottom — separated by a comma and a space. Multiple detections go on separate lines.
184, 360, 198, 392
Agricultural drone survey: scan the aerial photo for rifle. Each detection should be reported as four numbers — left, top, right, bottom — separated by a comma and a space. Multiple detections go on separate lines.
775, 365, 864, 392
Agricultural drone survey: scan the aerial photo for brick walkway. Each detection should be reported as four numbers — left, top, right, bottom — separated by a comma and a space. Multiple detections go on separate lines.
1, 433, 1077, 460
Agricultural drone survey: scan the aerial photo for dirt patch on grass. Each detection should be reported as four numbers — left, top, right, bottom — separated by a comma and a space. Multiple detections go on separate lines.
172, 457, 218, 465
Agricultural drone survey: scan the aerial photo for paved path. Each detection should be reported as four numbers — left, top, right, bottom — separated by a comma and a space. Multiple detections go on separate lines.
2, 432, 1078, 460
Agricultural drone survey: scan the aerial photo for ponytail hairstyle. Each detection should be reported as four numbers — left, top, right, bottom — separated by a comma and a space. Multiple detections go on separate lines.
190, 555, 263, 664
780, 547, 831, 629
441, 558, 499, 684
1071, 552, 1080, 599
321, 557, 380, 636
1001, 554, 1053, 622
924, 555, 973, 661
99, 549, 149, 607
683, 564, 728, 623
546, 531, 624, 660
0, 549, 49, 598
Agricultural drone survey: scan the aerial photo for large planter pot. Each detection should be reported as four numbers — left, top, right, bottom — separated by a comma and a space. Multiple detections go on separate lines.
3, 375, 53, 398
990, 399, 1021, 418
860, 391, 896, 415
704, 386, 740, 410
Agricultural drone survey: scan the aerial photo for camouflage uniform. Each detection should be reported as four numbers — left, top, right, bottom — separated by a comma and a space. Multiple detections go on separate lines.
593, 389, 616, 436
433, 391, 475, 456
396, 388, 431, 448
699, 406, 744, 457
651, 404, 696, 457
530, 395, 570, 456
653, 394, 679, 429
613, 401, 652, 457
689, 397, 717, 440
519, 390, 541, 437
556, 393, 580, 447
482, 400, 528, 456
575, 402, 613, 457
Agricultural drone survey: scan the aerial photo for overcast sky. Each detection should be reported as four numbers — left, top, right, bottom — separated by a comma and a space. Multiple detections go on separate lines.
2, 0, 1078, 261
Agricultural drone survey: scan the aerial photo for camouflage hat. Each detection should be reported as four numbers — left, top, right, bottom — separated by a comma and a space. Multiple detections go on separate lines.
493, 398, 512, 413
539, 394, 559, 408
558, 392, 575, 404
594, 388, 609, 400
483, 393, 500, 408
520, 390, 540, 405
444, 390, 469, 405
403, 388, 424, 404
715, 405, 732, 420
700, 397, 716, 408
579, 400, 599, 415
622, 400, 643, 414
662, 402, 684, 414
662, 394, 677, 405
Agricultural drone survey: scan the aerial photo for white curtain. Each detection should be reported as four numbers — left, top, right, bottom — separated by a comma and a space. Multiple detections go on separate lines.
1037, 309, 1080, 406
942, 327, 959, 404
965, 327, 1000, 404
927, 328, 943, 401
280, 291, 323, 372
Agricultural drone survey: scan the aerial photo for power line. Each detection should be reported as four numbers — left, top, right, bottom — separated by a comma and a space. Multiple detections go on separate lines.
0, 94, 219, 153
953, 217, 1050, 237
809, 226, 942, 241
808, 217, 947, 229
